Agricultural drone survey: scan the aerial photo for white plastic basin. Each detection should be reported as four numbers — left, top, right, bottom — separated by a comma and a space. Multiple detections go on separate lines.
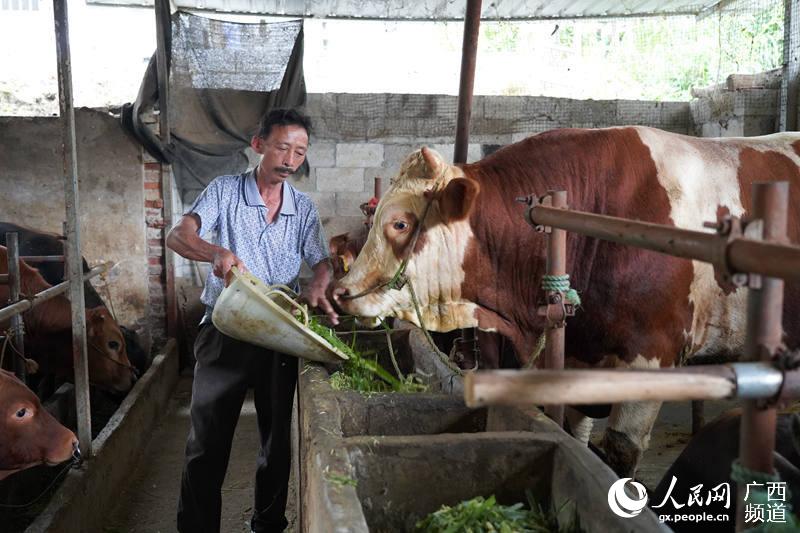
212, 268, 349, 363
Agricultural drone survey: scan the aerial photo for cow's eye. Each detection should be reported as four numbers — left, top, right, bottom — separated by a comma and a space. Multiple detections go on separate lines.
15, 408, 28, 419
108, 340, 121, 351
393, 221, 409, 231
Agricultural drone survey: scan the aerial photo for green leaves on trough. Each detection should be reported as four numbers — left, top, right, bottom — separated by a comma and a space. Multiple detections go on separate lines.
305, 313, 428, 394
416, 492, 582, 533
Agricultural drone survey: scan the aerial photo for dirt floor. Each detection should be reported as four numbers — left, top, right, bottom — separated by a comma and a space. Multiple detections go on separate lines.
102, 376, 297, 533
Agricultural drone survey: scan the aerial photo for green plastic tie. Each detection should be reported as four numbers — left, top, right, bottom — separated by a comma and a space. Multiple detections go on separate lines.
541, 274, 581, 306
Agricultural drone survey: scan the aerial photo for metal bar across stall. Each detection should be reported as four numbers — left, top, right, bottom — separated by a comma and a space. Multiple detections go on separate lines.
523, 202, 800, 282
0, 263, 111, 324
463, 363, 798, 407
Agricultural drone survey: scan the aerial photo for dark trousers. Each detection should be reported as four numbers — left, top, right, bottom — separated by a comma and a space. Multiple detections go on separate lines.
177, 323, 298, 533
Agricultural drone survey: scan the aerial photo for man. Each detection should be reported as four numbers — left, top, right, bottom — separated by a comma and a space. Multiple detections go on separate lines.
167, 108, 338, 533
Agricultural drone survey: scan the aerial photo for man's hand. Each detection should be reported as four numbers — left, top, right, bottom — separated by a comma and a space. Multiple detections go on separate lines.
304, 260, 339, 325
212, 249, 246, 279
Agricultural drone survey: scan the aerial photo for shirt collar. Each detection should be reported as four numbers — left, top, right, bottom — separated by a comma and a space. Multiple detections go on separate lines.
244, 169, 297, 216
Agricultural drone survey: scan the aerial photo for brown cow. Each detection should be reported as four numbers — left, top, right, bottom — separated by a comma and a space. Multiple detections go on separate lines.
329, 232, 368, 279
0, 369, 78, 480
333, 127, 800, 477
0, 246, 135, 394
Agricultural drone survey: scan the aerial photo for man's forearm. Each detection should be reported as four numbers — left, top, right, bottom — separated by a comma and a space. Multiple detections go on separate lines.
310, 259, 333, 286
166, 225, 223, 263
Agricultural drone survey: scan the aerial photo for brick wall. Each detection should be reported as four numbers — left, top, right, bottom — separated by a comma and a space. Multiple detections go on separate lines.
141, 118, 168, 346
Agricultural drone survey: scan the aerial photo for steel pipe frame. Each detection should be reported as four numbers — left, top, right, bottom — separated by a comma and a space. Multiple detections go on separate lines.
54, 0, 93, 455
0, 263, 111, 324
454, 0, 482, 368
736, 182, 787, 530
523, 202, 800, 283
514, 184, 792, 532
542, 192, 567, 426
464, 363, 799, 407
18, 255, 66, 263
5, 233, 26, 380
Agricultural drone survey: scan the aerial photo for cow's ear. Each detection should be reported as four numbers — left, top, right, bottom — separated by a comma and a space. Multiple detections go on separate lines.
421, 147, 447, 180
438, 178, 480, 223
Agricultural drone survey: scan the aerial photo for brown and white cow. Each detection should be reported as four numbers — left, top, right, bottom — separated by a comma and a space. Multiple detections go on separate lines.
0, 246, 136, 394
333, 126, 800, 476
0, 369, 79, 480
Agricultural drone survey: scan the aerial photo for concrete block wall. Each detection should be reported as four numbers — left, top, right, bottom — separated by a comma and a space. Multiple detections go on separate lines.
690, 88, 780, 137
0, 109, 152, 352
298, 92, 694, 246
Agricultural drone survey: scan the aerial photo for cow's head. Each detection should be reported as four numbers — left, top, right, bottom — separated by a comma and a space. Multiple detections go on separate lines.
334, 147, 480, 331
86, 307, 136, 394
0, 369, 79, 480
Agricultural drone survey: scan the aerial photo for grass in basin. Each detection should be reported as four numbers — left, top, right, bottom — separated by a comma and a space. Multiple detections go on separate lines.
416, 491, 582, 533
304, 313, 428, 394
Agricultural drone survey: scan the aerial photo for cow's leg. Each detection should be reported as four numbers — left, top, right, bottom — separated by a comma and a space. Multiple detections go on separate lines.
566, 407, 594, 444
603, 400, 662, 478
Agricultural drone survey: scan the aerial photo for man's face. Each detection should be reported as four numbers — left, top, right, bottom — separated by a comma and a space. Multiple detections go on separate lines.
252, 124, 308, 183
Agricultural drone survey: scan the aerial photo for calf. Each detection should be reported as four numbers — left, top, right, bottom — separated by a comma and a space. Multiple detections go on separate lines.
0, 246, 135, 394
0, 369, 78, 481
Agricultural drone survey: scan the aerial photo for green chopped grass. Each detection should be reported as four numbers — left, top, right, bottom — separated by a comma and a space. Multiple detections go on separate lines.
323, 471, 358, 488
416, 492, 582, 533
299, 310, 428, 394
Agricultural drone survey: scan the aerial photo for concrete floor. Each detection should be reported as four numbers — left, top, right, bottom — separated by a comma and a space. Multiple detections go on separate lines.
102, 377, 297, 533
592, 398, 739, 489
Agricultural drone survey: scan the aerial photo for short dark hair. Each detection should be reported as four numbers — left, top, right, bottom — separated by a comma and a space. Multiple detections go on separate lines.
256, 108, 312, 139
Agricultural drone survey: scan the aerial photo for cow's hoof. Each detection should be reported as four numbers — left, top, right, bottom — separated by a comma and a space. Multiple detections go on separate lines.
602, 428, 642, 478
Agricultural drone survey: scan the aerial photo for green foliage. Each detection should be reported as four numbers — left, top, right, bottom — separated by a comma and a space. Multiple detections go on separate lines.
323, 470, 358, 488
483, 22, 520, 52
416, 492, 582, 533
546, 2, 783, 100
304, 314, 428, 394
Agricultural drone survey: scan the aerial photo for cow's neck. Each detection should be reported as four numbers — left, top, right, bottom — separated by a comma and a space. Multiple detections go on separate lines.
455, 145, 600, 364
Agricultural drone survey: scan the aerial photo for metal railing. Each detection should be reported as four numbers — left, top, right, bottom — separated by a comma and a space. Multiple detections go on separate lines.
2, 231, 112, 458
463, 181, 798, 531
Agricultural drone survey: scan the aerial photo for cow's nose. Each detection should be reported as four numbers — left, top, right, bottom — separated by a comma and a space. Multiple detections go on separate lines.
72, 441, 82, 465
332, 285, 349, 302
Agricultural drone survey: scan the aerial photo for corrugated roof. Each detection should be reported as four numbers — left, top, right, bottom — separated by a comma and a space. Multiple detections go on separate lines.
87, 0, 727, 21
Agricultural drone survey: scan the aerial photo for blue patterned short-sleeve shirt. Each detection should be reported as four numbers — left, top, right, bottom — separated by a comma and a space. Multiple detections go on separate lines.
187, 169, 329, 322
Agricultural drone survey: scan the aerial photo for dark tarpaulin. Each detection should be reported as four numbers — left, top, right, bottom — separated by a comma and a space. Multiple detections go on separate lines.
121, 9, 306, 204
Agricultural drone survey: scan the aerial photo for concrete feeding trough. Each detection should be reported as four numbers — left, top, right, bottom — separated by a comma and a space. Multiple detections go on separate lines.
297, 327, 666, 532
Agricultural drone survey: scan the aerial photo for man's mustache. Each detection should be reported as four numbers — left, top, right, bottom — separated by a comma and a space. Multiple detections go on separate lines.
275, 166, 295, 174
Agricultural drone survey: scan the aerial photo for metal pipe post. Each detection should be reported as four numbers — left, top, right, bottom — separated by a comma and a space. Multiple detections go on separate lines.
374, 176, 383, 199
736, 182, 788, 530
54, 0, 92, 456
154, 0, 171, 146
6, 233, 26, 380
543, 191, 567, 426
454, 0, 482, 366
453, 0, 481, 164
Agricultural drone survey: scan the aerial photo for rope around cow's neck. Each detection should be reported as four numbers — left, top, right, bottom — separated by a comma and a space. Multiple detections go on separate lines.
0, 329, 38, 374
336, 194, 462, 377
0, 459, 77, 509
339, 193, 437, 301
